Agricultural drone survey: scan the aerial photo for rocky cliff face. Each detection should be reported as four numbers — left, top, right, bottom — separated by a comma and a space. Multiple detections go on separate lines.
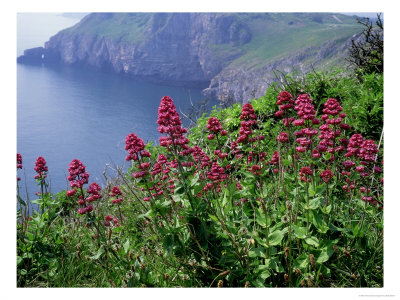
17, 13, 361, 103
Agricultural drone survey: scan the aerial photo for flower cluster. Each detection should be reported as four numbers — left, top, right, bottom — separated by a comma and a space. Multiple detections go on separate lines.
17, 153, 22, 181
68, 159, 90, 189
157, 96, 191, 154
207, 117, 227, 140
104, 215, 119, 227
17, 154, 22, 169
320, 169, 333, 183
87, 182, 102, 203
34, 156, 48, 179
277, 132, 289, 143
299, 167, 313, 182
125, 133, 150, 161
250, 164, 262, 176
109, 186, 123, 204
346, 134, 364, 158
236, 103, 258, 144
294, 94, 317, 121
360, 140, 379, 162
275, 91, 295, 117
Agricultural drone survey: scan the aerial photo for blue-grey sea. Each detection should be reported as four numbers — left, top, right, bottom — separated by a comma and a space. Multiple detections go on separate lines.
17, 63, 215, 200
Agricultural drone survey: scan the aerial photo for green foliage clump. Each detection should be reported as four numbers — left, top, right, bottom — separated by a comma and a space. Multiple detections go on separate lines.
17, 71, 383, 287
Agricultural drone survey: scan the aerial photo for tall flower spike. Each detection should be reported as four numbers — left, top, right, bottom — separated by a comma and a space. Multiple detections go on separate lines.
34, 156, 48, 179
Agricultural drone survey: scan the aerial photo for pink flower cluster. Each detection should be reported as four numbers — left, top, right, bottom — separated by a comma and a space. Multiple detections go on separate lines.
34, 156, 48, 179
87, 182, 102, 203
157, 96, 191, 154
294, 94, 317, 121
207, 117, 227, 140
125, 133, 150, 161
320, 169, 333, 183
68, 159, 89, 189
299, 167, 313, 182
17, 154, 22, 169
277, 132, 289, 143
236, 103, 257, 144
346, 134, 364, 158
322, 98, 343, 116
360, 140, 379, 162
104, 215, 119, 227
275, 91, 295, 117
109, 186, 123, 204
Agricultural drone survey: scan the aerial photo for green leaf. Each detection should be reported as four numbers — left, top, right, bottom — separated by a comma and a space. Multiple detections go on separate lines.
305, 236, 319, 248
292, 225, 307, 239
315, 246, 334, 264
282, 159, 290, 167
308, 197, 322, 209
321, 204, 332, 214
268, 229, 285, 246
256, 208, 266, 227
123, 239, 130, 254
249, 247, 267, 258
293, 253, 308, 271
269, 257, 285, 273
17, 256, 23, 266
311, 210, 329, 233
90, 246, 105, 260
256, 265, 272, 280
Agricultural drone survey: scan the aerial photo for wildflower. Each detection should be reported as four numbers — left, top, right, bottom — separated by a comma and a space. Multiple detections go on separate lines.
281, 215, 290, 223
125, 133, 146, 161
323, 98, 343, 116
17, 154, 22, 169
250, 164, 262, 176
296, 146, 307, 153
207, 117, 223, 134
269, 151, 280, 166
360, 139, 379, 162
277, 132, 289, 143
34, 156, 48, 179
66, 189, 76, 197
342, 160, 355, 168
68, 159, 90, 189
109, 186, 122, 197
346, 134, 364, 158
86, 182, 101, 203
320, 169, 333, 183
299, 167, 313, 182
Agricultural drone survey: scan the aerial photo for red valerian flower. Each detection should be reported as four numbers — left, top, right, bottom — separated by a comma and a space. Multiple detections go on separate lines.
250, 164, 262, 176
299, 167, 313, 182
68, 159, 90, 189
109, 186, 122, 197
323, 98, 343, 116
342, 160, 355, 168
207, 117, 223, 134
320, 169, 333, 183
86, 182, 102, 203
125, 133, 146, 161
34, 156, 48, 179
17, 153, 22, 169
359, 139, 379, 162
277, 132, 289, 143
66, 189, 76, 197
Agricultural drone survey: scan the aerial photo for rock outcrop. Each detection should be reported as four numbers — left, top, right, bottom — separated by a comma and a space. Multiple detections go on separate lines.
18, 13, 361, 103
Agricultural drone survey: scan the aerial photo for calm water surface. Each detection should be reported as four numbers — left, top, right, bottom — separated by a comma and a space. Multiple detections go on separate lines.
17, 63, 216, 200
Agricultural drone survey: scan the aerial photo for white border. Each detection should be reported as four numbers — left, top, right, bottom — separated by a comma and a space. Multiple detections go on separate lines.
2, 0, 398, 299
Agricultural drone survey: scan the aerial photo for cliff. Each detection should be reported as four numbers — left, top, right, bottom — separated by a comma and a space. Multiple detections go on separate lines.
18, 13, 362, 102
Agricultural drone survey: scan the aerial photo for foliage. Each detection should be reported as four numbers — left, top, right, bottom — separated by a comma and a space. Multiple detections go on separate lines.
17, 80, 383, 287
346, 14, 383, 76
